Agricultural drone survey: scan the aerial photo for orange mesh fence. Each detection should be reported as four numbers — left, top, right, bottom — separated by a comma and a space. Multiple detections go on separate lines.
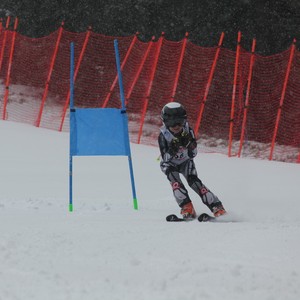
123, 36, 163, 142
0, 23, 299, 163
243, 48, 292, 159
276, 48, 300, 158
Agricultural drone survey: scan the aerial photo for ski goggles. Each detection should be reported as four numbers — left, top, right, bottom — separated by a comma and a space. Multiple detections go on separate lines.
166, 118, 186, 128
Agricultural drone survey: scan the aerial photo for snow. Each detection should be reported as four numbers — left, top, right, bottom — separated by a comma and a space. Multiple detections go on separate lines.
0, 120, 299, 300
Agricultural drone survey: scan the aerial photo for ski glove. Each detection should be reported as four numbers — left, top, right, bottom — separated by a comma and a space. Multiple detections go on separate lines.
180, 132, 197, 150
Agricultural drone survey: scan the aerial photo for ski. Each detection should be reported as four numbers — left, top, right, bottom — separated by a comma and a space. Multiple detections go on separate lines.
166, 213, 216, 222
198, 213, 215, 222
166, 214, 192, 222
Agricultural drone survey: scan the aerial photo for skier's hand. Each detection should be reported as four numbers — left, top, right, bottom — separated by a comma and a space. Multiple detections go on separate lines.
180, 131, 196, 149
168, 138, 180, 156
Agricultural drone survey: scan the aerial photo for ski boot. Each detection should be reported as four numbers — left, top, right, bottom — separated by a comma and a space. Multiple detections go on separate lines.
211, 202, 227, 217
180, 202, 196, 220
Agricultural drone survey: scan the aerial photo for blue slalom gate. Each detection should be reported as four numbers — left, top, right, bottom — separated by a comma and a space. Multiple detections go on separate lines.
69, 41, 138, 211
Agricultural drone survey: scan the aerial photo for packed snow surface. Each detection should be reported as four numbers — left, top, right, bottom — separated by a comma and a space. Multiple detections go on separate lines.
0, 120, 299, 300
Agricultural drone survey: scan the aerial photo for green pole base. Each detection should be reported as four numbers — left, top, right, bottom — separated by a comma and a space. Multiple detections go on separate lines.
69, 204, 73, 212
133, 198, 138, 210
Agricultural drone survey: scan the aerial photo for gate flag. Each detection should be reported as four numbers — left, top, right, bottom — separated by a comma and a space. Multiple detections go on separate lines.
69, 40, 138, 211
70, 108, 130, 156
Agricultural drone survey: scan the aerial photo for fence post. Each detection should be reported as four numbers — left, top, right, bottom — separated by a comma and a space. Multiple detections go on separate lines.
228, 31, 241, 157
59, 27, 91, 131
170, 32, 188, 101
0, 16, 11, 72
137, 32, 164, 144
238, 38, 256, 157
125, 36, 155, 105
101, 33, 138, 108
2, 17, 18, 120
269, 39, 296, 161
35, 22, 64, 127
194, 32, 224, 136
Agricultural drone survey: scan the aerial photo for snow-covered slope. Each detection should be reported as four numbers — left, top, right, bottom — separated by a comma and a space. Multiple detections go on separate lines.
0, 120, 299, 300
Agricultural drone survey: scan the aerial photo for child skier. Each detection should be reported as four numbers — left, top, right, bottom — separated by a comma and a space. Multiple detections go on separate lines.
158, 102, 226, 219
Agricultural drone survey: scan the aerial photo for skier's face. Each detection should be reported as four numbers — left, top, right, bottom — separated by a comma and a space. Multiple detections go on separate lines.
169, 124, 183, 134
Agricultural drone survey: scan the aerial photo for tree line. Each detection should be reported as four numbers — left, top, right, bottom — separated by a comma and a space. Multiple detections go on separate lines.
0, 0, 299, 55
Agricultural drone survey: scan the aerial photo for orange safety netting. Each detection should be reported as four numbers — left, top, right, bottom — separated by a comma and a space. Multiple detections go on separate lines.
0, 25, 299, 163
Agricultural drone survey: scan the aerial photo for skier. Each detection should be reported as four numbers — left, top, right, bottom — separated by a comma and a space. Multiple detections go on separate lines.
158, 102, 226, 220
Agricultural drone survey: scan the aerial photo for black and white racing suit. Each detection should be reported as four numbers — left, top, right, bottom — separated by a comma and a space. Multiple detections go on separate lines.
158, 122, 222, 211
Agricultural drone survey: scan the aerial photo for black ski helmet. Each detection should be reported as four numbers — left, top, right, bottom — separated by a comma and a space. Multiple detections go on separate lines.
161, 102, 187, 127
